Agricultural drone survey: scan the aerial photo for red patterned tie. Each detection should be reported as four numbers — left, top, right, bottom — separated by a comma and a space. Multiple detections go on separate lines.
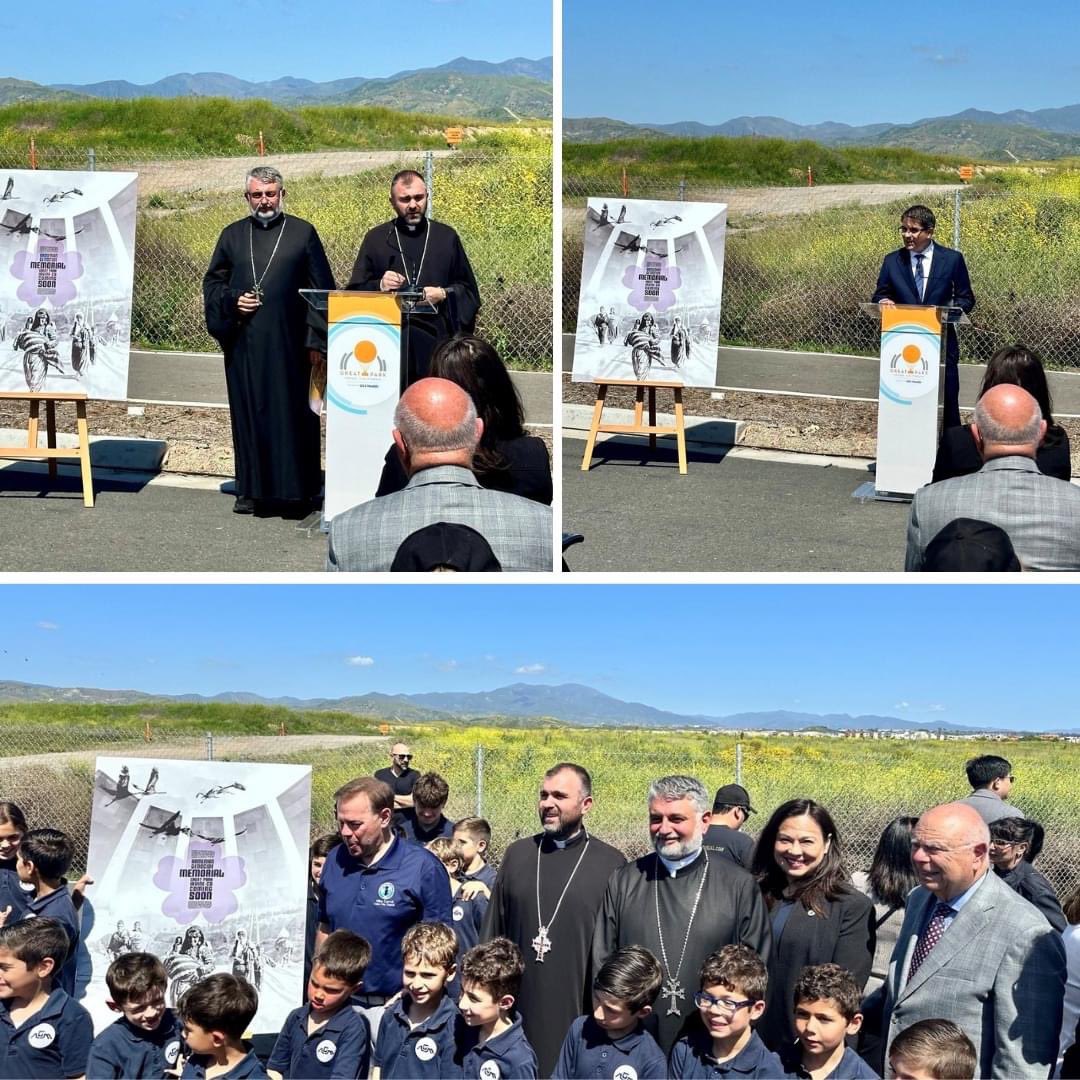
908, 900, 952, 980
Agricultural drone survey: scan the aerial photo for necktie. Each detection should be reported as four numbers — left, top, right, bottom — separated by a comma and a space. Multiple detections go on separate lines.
913, 253, 926, 301
907, 900, 952, 980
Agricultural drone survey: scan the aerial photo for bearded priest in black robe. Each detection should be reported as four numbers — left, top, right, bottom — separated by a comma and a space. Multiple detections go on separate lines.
591, 775, 772, 1053
346, 169, 480, 384
203, 165, 334, 516
481, 763, 625, 1076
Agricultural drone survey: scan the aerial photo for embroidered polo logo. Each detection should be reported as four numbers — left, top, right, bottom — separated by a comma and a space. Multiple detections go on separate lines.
165, 1041, 181, 1064
452, 904, 464, 922
316, 1039, 337, 1063
378, 882, 396, 901
415, 1037, 438, 1061
28, 1023, 56, 1048
614, 1067, 639, 1080
479, 1061, 501, 1080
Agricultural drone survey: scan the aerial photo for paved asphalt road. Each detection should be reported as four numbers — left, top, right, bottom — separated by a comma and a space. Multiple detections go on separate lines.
0, 467, 327, 572
562, 436, 911, 572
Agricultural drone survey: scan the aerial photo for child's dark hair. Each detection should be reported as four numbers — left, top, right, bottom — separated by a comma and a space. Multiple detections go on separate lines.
0, 802, 28, 836
453, 817, 491, 845
413, 773, 450, 810
793, 963, 862, 1021
461, 938, 523, 1002
889, 1018, 977, 1079
20, 828, 73, 880
313, 930, 371, 984
402, 922, 458, 971
699, 944, 767, 1002
178, 973, 258, 1040
0, 917, 71, 970
309, 834, 342, 862
593, 945, 662, 1013
106, 952, 168, 1004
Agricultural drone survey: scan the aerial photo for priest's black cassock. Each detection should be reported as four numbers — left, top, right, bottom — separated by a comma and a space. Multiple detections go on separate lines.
203, 213, 334, 503
591, 849, 772, 1053
346, 216, 480, 384
481, 830, 625, 1076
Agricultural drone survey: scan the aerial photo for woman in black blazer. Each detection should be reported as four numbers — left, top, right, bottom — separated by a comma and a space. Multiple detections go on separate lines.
751, 798, 875, 1053
933, 344, 1071, 483
376, 334, 552, 505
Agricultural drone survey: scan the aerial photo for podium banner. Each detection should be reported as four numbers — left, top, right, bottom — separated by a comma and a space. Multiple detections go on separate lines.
876, 304, 942, 496
83, 757, 312, 1037
571, 197, 726, 387
0, 169, 137, 399
325, 292, 402, 522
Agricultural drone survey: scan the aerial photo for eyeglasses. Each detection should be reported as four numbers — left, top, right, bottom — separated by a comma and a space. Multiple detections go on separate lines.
694, 992, 754, 1013
395, 754, 412, 761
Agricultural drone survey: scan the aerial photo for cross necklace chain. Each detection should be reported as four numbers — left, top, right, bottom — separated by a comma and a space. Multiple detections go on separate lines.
532, 831, 591, 962
654, 847, 709, 1015
248, 216, 287, 301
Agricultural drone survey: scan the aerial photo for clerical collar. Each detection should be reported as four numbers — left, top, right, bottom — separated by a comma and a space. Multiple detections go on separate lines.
395, 215, 428, 236
251, 211, 285, 230
544, 827, 585, 850
658, 847, 703, 877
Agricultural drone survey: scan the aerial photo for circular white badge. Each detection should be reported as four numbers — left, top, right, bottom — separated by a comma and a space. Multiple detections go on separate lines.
316, 1039, 337, 1063
452, 904, 465, 922
378, 881, 396, 901
28, 1023, 56, 1048
613, 1067, 639, 1080
479, 1062, 502, 1080
415, 1037, 438, 1062
165, 1040, 181, 1065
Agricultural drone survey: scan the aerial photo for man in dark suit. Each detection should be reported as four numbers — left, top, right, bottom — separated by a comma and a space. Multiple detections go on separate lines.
872, 204, 975, 427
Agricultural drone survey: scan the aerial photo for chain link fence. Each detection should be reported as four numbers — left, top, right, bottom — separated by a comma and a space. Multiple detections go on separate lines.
7, 727, 1078, 900
0, 142, 552, 369
563, 172, 1080, 372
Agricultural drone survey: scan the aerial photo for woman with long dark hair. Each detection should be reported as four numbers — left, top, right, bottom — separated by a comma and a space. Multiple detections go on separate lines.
751, 798, 875, 1052
0, 801, 28, 874
933, 344, 1071, 482
376, 335, 552, 504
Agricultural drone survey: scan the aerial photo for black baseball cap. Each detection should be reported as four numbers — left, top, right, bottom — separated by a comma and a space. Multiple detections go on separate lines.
713, 783, 755, 813
923, 518, 1021, 572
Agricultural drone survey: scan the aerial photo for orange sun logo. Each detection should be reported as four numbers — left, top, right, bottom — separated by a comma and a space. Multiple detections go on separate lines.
353, 340, 377, 364
901, 344, 921, 365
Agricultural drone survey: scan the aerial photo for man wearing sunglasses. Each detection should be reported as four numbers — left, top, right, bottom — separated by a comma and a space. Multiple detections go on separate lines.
346, 170, 480, 383
958, 754, 1023, 825
872, 204, 976, 428
374, 742, 420, 811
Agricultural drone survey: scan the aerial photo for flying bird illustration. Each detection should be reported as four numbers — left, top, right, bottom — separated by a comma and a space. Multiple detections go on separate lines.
196, 782, 246, 802
1, 212, 38, 236
1, 178, 14, 200
138, 810, 191, 838
43, 188, 82, 205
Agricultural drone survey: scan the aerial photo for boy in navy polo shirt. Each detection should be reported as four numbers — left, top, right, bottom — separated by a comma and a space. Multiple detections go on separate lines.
553, 945, 667, 1079
373, 922, 463, 1079
458, 938, 537, 1079
784, 965, 878, 1080
178, 973, 266, 1079
427, 839, 486, 955
87, 952, 183, 1078
397, 775, 454, 845
304, 835, 341, 988
267, 930, 371, 1080
888, 1019, 976, 1080
0, 917, 93, 1079
669, 945, 784, 1079
14, 830, 79, 997
452, 819, 497, 891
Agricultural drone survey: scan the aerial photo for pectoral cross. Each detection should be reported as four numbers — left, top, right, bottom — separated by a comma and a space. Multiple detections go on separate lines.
531, 925, 552, 962
662, 976, 685, 1015
252, 286, 264, 302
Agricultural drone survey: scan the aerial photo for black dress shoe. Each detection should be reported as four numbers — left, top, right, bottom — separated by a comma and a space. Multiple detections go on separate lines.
233, 496, 256, 514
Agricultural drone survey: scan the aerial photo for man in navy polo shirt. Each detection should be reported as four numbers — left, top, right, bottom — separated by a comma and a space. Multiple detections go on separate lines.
317, 777, 452, 1037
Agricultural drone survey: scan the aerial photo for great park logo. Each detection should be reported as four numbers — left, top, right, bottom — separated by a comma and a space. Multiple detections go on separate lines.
339, 338, 388, 382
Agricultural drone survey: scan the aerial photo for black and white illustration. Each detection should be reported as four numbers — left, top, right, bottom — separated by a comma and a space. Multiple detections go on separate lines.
572, 197, 727, 386
83, 757, 311, 1035
0, 169, 136, 398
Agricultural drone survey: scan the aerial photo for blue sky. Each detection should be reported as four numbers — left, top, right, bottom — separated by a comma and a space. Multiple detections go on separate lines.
3, 584, 1076, 732
11, 1, 551, 86
565, 1, 1080, 126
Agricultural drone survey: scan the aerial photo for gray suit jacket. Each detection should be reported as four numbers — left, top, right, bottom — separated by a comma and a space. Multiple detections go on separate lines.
880, 871, 1065, 1078
957, 788, 1024, 825
327, 465, 552, 572
905, 455, 1080, 571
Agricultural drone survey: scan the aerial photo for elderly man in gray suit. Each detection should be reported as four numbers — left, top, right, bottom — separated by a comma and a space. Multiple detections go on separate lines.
871, 802, 1065, 1078
327, 377, 552, 572
905, 383, 1080, 571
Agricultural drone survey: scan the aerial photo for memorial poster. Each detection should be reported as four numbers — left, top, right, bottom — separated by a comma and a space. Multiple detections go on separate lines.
572, 197, 727, 386
0, 169, 137, 399
82, 757, 312, 1035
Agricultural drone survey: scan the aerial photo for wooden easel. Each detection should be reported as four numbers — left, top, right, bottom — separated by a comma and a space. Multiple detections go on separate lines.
580, 378, 687, 474
0, 391, 94, 506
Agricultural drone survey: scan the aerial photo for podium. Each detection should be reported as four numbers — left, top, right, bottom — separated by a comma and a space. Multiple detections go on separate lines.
859, 302, 969, 499
302, 289, 427, 523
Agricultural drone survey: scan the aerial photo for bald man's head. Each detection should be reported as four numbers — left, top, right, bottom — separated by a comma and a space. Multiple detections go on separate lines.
973, 384, 1046, 462
912, 802, 990, 900
392, 377, 482, 475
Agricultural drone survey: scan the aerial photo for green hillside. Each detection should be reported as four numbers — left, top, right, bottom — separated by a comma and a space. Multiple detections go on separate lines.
343, 72, 553, 120
0, 77, 82, 105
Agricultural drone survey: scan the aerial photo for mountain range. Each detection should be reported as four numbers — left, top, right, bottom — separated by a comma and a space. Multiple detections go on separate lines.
564, 103, 1080, 160
0, 679, 1024, 734
16, 57, 553, 120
